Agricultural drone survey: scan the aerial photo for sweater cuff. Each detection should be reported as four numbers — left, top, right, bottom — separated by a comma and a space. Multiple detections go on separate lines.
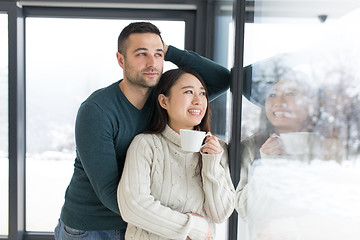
260, 149, 282, 159
236, 184, 248, 221
201, 151, 223, 173
187, 214, 209, 240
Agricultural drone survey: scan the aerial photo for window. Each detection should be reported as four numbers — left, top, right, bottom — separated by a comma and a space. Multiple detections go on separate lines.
0, 12, 9, 237
25, 17, 185, 232
237, 3, 360, 239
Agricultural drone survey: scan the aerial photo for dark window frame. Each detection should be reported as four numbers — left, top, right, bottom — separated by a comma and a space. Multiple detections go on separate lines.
228, 0, 245, 239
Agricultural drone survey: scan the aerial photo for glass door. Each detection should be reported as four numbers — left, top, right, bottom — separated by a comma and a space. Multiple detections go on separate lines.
236, 1, 360, 239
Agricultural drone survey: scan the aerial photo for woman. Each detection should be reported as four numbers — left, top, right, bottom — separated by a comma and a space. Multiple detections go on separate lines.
117, 68, 235, 240
235, 74, 316, 216
236, 72, 346, 240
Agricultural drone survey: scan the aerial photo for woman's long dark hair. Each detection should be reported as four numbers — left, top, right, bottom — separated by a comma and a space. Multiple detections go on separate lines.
146, 67, 211, 134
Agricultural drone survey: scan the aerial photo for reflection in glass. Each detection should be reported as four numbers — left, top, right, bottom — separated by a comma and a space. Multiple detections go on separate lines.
0, 12, 9, 236
237, 6, 360, 240
25, 18, 185, 232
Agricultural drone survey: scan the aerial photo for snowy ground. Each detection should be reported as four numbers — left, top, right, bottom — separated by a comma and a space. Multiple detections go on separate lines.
0, 157, 8, 235
0, 155, 227, 239
238, 158, 360, 240
0, 155, 74, 234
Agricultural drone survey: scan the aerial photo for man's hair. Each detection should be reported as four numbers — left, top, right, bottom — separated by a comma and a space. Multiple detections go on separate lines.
118, 22, 163, 54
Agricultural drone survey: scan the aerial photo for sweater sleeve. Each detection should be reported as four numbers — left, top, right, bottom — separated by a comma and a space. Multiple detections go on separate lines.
200, 140, 235, 223
75, 101, 120, 214
165, 45, 231, 101
117, 135, 209, 240
235, 140, 256, 220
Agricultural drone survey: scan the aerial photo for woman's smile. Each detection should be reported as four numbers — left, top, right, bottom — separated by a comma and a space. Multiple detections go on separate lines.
188, 108, 202, 115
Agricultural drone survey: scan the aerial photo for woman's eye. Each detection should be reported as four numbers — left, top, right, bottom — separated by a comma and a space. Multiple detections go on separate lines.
268, 93, 276, 97
185, 90, 193, 94
200, 91, 206, 96
285, 92, 296, 96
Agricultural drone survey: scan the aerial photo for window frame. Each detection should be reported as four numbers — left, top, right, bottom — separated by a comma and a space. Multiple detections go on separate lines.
228, 0, 245, 239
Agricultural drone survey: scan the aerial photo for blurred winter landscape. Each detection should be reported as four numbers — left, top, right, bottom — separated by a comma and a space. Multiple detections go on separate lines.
242, 159, 360, 240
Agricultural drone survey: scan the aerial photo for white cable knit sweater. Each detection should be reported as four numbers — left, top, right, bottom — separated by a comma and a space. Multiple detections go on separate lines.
117, 125, 235, 240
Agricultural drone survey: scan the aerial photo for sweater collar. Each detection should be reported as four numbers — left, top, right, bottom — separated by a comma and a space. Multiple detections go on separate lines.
162, 125, 181, 147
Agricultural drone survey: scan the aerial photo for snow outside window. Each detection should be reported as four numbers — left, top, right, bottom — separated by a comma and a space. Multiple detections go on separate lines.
238, 8, 360, 240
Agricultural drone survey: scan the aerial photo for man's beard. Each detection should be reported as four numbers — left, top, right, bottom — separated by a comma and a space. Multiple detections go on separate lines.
124, 67, 162, 89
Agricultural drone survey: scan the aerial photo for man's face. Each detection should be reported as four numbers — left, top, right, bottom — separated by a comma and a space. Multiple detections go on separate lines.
117, 33, 164, 89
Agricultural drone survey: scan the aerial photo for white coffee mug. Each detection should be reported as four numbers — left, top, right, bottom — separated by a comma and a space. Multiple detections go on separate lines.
179, 129, 208, 152
279, 132, 312, 155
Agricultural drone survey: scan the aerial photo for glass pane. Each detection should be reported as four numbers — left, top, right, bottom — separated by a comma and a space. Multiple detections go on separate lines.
25, 18, 185, 232
238, 3, 360, 240
0, 12, 9, 236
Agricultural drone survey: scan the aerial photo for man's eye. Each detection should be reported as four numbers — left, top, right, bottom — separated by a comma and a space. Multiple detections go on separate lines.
137, 53, 146, 56
155, 53, 163, 57
268, 93, 276, 97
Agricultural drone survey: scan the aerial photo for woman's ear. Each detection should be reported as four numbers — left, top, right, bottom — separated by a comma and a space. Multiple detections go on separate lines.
158, 94, 168, 109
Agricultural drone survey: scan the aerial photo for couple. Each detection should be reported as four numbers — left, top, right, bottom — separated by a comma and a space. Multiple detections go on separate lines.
54, 22, 235, 240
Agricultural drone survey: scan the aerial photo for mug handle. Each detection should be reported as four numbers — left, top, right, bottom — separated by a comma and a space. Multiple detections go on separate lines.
201, 132, 213, 148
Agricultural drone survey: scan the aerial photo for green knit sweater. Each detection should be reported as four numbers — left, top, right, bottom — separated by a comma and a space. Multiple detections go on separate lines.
60, 45, 231, 231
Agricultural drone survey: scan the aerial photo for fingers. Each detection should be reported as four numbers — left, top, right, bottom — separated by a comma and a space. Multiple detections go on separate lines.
163, 43, 168, 56
206, 225, 212, 240
260, 134, 284, 156
188, 212, 204, 217
186, 213, 210, 240
201, 132, 223, 154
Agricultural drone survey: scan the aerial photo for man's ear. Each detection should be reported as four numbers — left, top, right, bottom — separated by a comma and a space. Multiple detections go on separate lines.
116, 52, 125, 69
158, 94, 168, 109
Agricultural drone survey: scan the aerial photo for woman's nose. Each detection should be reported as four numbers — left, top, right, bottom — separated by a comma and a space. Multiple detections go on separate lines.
192, 94, 201, 105
273, 96, 287, 106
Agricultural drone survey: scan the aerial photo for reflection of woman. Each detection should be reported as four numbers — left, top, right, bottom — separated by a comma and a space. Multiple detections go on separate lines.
260, 78, 313, 156
236, 72, 348, 240
235, 74, 316, 218
118, 68, 235, 240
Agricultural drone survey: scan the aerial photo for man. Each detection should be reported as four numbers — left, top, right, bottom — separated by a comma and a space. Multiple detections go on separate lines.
54, 22, 230, 240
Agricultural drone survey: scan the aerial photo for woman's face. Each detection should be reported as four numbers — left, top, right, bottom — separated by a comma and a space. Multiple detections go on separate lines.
159, 73, 208, 133
265, 80, 309, 133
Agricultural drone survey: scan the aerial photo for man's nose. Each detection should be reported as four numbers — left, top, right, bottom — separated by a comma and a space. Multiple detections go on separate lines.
146, 55, 156, 68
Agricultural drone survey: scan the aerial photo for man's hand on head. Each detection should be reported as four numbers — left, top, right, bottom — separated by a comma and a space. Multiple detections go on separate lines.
163, 43, 168, 56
